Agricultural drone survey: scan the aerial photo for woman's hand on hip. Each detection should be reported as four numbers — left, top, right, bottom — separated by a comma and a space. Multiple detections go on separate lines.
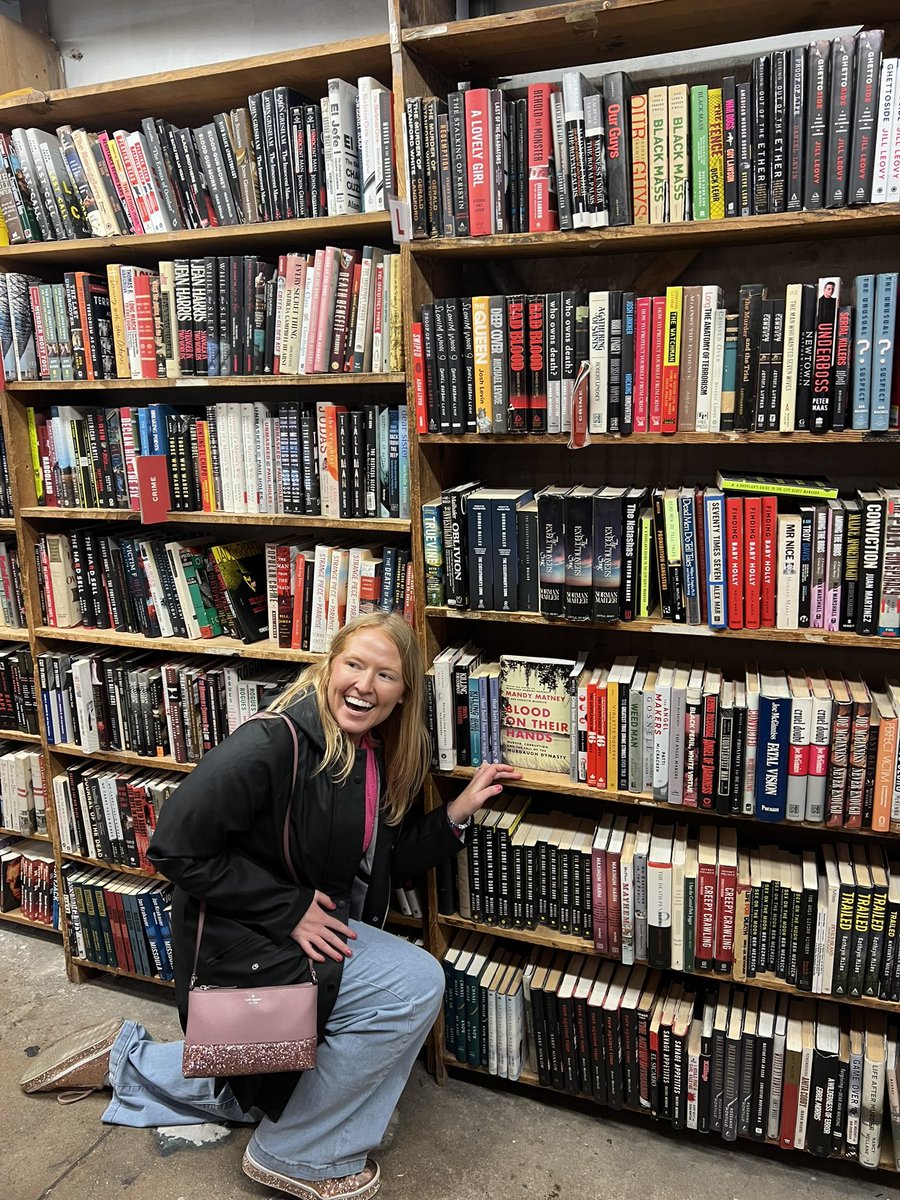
290, 890, 357, 963
446, 761, 522, 826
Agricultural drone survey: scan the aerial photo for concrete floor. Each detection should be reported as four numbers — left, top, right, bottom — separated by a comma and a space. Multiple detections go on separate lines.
2, 925, 897, 1200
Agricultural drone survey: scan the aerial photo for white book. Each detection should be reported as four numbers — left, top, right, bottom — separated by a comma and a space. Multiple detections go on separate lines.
742, 666, 760, 815
561, 72, 590, 230
308, 543, 334, 654
619, 828, 637, 965
780, 282, 803, 430
793, 1004, 816, 1151
686, 1017, 702, 1130
708, 306, 726, 432
70, 655, 99, 752
642, 666, 658, 794
125, 131, 172, 233
357, 76, 380, 213
325, 547, 350, 648
889, 67, 900, 203
805, 670, 832, 823
670, 825, 687, 970
820, 843, 841, 995
871, 57, 898, 202
859, 1016, 887, 1167
505, 966, 526, 1081
433, 642, 470, 770
632, 814, 653, 963
52, 774, 75, 853
164, 540, 203, 640
646, 825, 674, 960
353, 248, 382, 372
327, 78, 361, 215
228, 401, 249, 513
786, 673, 812, 822
320, 95, 336, 211
667, 662, 690, 805
587, 291, 609, 433
694, 285, 721, 431
297, 260, 316, 374
647, 86, 669, 225
775, 512, 801, 628
652, 661, 675, 802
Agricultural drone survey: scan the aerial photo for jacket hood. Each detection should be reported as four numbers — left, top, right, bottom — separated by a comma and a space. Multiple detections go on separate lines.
281, 687, 327, 750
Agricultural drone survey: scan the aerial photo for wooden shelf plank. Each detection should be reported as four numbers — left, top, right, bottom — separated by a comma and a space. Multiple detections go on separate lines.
440, 1055, 899, 1173
409, 206, 900, 260
0, 825, 51, 840
439, 913, 899, 1014
71, 957, 175, 989
387, 910, 422, 929
426, 606, 900, 651
436, 764, 899, 843
0, 33, 392, 127
0, 517, 15, 529
0, 909, 61, 934
0, 729, 42, 743
420, 430, 899, 446
403, 1, 899, 77
60, 850, 164, 880
49, 742, 195, 774
0, 211, 392, 267
9, 372, 405, 391
0, 628, 29, 641
20, 506, 411, 533
35, 626, 322, 662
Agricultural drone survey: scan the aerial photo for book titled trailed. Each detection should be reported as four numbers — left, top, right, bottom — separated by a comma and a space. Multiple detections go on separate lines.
500, 655, 575, 774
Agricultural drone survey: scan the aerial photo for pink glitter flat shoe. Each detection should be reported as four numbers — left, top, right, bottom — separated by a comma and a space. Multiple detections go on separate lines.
20, 1016, 124, 1099
242, 1148, 381, 1199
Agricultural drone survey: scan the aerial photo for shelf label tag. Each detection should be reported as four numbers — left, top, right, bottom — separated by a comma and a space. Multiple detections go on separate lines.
389, 196, 411, 243
136, 455, 172, 524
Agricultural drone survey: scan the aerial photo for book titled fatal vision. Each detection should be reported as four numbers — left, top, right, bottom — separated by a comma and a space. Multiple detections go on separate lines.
500, 653, 576, 773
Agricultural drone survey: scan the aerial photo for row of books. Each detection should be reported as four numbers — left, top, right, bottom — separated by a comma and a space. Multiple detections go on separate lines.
0, 645, 38, 736
430, 648, 900, 833
0, 540, 24, 631
8, 248, 402, 384
53, 764, 180, 874
37, 528, 413, 646
408, 31, 896, 239
413, 273, 899, 437
0, 747, 45, 837
0, 76, 395, 244
458, 798, 900, 1002
29, 401, 411, 521
0, 836, 56, 925
442, 932, 900, 1167
60, 862, 174, 981
426, 475, 900, 638
40, 651, 295, 766
0, 422, 12, 518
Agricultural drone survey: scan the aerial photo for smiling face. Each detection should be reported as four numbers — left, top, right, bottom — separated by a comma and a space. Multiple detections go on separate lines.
325, 627, 406, 744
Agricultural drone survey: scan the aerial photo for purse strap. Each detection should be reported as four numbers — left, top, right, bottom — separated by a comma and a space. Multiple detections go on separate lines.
190, 711, 310, 986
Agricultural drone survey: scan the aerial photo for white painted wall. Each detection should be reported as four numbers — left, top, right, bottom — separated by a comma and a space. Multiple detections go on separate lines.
46, 0, 392, 87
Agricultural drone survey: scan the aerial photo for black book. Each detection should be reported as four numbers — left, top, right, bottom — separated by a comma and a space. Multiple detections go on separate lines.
405, 97, 427, 239
420, 303, 439, 433
736, 81, 754, 216
737, 993, 758, 1138
422, 96, 443, 238
273, 87, 309, 220
517, 499, 540, 612
248, 92, 272, 221
864, 856, 889, 998
564, 487, 594, 622
735, 284, 765, 430
768, 49, 788, 213
621, 292, 635, 435
751, 56, 770, 216
432, 298, 452, 434
786, 48, 806, 211
436, 111, 454, 239
444, 296, 464, 433
831, 305, 852, 430
607, 290, 623, 433
856, 489, 886, 635
459, 298, 476, 432
754, 297, 774, 431
288, 105, 310, 219
722, 76, 738, 218
848, 30, 883, 206
537, 485, 570, 619
807, 1004, 841, 1157
824, 35, 854, 208
810, 290, 837, 434
766, 297, 785, 431
447, 91, 470, 236
304, 104, 327, 218
794, 282, 818, 430
803, 41, 830, 210
604, 72, 633, 226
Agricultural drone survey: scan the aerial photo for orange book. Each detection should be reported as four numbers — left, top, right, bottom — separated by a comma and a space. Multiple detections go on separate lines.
871, 691, 898, 832
660, 286, 682, 434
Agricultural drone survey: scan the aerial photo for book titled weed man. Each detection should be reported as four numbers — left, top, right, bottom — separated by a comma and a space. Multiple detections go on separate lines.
500, 654, 576, 773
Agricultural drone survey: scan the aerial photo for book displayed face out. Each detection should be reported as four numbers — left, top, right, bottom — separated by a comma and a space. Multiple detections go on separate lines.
500, 654, 576, 774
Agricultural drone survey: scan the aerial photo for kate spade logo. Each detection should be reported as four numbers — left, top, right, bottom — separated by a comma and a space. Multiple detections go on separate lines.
245, 995, 262, 1005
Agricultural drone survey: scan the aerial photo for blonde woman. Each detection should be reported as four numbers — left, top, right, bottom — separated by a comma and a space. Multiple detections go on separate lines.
22, 612, 519, 1200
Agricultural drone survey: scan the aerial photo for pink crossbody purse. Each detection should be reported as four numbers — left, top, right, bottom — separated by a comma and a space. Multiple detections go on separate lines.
182, 713, 318, 1078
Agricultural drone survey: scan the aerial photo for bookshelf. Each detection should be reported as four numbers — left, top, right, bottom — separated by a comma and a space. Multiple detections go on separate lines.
0, 26, 420, 985
396, 0, 900, 1177
0, 0, 898, 1180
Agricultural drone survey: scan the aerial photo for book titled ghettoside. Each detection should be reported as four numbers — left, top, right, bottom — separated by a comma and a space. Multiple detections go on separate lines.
500, 654, 576, 774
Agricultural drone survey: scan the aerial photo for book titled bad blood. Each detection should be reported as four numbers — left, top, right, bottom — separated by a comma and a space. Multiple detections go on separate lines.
526, 294, 547, 432
506, 294, 528, 433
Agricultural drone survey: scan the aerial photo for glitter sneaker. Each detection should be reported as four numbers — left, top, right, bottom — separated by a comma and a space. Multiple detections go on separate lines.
242, 1148, 381, 1199
20, 1016, 124, 1100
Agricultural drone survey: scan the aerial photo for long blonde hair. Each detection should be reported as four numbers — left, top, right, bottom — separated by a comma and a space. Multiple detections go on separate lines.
270, 612, 430, 824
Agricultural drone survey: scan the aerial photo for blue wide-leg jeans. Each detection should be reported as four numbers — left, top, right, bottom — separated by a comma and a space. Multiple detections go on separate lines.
102, 921, 445, 1181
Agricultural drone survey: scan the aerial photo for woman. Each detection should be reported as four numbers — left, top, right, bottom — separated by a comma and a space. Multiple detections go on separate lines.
22, 612, 519, 1200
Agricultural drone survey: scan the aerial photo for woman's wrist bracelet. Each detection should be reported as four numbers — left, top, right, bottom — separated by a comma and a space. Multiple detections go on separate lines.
446, 806, 472, 831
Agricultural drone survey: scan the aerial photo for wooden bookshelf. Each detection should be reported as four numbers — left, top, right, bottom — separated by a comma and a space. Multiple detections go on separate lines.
71, 957, 175, 989
426, 605, 900, 651
0, 909, 61, 934
34, 626, 324, 662
401, 0, 899, 76
0, 824, 51, 840
59, 850, 163, 879
9, 372, 405, 391
50, 743, 195, 773
0, 729, 42, 743
439, 912, 900, 1015
419, 430, 900, 446
21, 507, 411, 534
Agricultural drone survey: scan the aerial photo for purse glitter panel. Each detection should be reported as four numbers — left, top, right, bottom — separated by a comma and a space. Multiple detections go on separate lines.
183, 1036, 317, 1078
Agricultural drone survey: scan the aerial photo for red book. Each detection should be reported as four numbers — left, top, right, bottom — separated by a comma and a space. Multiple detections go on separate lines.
695, 852, 717, 968
587, 675, 599, 787
464, 88, 493, 236
779, 1057, 801, 1149
743, 496, 762, 629
342, 260, 363, 373
714, 835, 737, 971
606, 843, 623, 959
649, 296, 666, 433
136, 455, 172, 523
132, 270, 160, 379
527, 294, 547, 432
506, 295, 528, 433
699, 690, 718, 810
527, 83, 559, 232
290, 552, 308, 650
596, 678, 608, 790
633, 296, 652, 432
411, 322, 428, 434
759, 495, 778, 626
725, 496, 744, 630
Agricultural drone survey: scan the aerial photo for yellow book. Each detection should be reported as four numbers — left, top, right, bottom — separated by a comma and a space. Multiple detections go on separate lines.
105, 264, 130, 379
388, 252, 403, 372
667, 84, 689, 223
606, 667, 619, 790
26, 406, 43, 503
661, 285, 683, 433
648, 86, 668, 225
630, 93, 649, 225
0, 211, 9, 246
707, 87, 725, 220
472, 295, 492, 433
